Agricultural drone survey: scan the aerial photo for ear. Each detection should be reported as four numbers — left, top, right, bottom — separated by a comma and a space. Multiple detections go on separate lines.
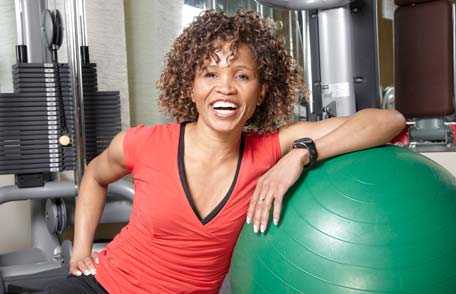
257, 84, 267, 106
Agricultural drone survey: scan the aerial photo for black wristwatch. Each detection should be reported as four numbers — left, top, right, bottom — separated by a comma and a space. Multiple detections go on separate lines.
292, 138, 318, 168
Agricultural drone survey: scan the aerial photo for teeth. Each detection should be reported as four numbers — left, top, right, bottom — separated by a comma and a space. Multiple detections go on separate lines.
212, 101, 238, 109
215, 109, 235, 115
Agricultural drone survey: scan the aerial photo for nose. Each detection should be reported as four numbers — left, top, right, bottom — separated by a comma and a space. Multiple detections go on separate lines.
216, 74, 236, 95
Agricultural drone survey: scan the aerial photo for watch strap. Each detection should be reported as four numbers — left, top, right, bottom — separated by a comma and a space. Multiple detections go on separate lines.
292, 138, 318, 168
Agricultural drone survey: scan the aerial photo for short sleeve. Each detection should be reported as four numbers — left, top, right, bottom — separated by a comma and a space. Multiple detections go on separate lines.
123, 124, 147, 171
246, 130, 282, 168
263, 131, 282, 164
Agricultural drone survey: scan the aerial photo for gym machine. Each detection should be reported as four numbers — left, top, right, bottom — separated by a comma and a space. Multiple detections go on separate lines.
259, 0, 381, 120
258, 0, 456, 151
0, 0, 133, 293
394, 0, 456, 152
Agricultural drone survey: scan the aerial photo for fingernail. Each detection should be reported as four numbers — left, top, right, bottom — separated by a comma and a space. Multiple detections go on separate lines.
253, 224, 258, 233
246, 217, 251, 224
75, 270, 82, 276
273, 218, 278, 226
91, 269, 96, 275
95, 258, 99, 264
84, 270, 91, 276
260, 224, 266, 233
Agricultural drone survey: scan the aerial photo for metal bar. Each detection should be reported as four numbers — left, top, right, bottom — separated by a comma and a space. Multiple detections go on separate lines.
78, 0, 88, 46
0, 179, 134, 205
14, 0, 25, 45
64, 0, 86, 187
302, 10, 314, 115
288, 10, 294, 58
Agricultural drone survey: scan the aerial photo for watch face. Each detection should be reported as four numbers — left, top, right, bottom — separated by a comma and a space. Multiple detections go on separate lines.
298, 138, 313, 144
293, 142, 308, 149
293, 138, 314, 148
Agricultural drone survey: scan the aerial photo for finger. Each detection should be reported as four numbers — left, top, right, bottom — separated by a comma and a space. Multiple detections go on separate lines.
259, 190, 275, 233
272, 194, 283, 226
253, 185, 269, 234
77, 260, 90, 276
83, 257, 96, 275
247, 181, 264, 225
69, 264, 82, 276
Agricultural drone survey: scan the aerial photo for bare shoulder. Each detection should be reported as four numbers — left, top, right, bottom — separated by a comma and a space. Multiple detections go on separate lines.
89, 131, 129, 185
106, 131, 127, 166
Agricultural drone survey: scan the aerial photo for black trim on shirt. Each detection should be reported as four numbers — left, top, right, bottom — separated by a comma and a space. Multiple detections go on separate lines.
178, 122, 244, 225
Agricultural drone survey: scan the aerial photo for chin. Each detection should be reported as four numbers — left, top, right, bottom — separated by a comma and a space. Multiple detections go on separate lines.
205, 116, 245, 134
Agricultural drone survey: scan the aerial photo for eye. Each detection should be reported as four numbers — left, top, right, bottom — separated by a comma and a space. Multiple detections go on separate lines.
204, 72, 217, 78
236, 73, 250, 81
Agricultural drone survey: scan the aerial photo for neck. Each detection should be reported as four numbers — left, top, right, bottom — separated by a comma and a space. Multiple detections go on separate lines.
185, 120, 242, 160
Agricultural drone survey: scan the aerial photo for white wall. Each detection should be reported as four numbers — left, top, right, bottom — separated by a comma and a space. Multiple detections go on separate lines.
423, 153, 456, 176
124, 0, 183, 125
84, 0, 131, 129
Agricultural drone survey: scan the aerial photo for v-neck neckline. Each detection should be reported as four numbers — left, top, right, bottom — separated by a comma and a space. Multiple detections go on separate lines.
177, 122, 245, 225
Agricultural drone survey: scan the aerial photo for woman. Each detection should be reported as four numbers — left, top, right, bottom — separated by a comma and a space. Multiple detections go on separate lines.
48, 10, 405, 294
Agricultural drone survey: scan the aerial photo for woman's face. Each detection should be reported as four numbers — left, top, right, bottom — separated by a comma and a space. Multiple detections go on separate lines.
191, 42, 264, 133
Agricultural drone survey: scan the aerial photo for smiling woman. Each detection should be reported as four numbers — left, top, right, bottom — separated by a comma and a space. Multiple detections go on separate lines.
46, 8, 405, 294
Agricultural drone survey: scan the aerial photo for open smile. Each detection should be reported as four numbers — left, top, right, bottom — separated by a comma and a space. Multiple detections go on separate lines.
210, 100, 240, 118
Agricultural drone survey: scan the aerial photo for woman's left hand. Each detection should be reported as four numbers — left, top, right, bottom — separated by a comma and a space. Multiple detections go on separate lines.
246, 148, 309, 234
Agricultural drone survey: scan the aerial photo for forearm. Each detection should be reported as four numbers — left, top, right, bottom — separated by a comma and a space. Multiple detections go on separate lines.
315, 109, 406, 161
72, 162, 108, 258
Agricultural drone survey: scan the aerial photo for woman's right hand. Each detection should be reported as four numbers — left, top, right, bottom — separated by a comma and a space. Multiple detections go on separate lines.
69, 252, 99, 276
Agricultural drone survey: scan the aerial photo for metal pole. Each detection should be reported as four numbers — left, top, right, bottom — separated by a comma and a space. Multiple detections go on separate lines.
78, 0, 88, 46
65, 0, 86, 187
14, 0, 25, 45
288, 10, 294, 58
302, 10, 314, 114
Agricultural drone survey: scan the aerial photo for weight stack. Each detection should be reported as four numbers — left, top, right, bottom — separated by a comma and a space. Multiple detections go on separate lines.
0, 62, 121, 175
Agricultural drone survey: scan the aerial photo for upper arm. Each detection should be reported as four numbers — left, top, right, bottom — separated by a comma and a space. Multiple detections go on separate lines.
278, 117, 348, 156
89, 131, 130, 186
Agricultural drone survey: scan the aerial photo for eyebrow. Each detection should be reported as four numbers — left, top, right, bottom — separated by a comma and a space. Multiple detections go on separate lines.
204, 64, 255, 71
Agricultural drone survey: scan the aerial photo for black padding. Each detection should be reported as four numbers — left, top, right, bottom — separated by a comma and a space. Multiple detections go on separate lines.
52, 10, 64, 48
394, 0, 454, 118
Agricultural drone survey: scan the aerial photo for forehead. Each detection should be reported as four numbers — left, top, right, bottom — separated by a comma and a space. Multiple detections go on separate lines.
204, 42, 257, 68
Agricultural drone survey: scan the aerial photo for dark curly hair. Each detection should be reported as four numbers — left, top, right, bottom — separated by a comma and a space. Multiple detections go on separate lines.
158, 9, 304, 133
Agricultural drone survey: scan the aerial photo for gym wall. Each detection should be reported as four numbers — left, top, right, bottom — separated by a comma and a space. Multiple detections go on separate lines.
125, 0, 183, 125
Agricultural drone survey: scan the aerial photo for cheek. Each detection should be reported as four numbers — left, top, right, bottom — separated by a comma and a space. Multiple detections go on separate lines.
245, 96, 260, 118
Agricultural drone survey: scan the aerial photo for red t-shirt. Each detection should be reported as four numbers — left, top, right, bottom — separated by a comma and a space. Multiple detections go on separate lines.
95, 123, 281, 293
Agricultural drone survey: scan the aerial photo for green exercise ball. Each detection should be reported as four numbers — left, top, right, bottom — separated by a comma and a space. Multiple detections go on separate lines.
231, 146, 456, 293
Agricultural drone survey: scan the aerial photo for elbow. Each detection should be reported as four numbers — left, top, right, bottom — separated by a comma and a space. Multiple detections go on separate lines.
361, 108, 406, 138
389, 109, 407, 134
375, 109, 406, 139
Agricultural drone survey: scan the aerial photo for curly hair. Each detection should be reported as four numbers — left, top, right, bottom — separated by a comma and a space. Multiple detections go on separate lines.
158, 9, 304, 133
